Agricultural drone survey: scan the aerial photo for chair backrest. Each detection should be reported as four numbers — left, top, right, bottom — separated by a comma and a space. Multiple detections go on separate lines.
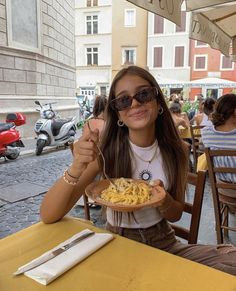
190, 125, 205, 172
205, 148, 236, 243
171, 171, 206, 244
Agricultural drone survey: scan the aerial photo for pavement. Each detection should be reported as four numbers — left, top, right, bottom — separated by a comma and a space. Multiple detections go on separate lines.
0, 136, 236, 245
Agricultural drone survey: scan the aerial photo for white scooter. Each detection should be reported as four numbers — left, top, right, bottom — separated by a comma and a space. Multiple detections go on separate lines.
34, 100, 76, 155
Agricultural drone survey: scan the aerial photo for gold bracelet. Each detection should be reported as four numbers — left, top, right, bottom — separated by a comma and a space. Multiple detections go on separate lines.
63, 170, 78, 186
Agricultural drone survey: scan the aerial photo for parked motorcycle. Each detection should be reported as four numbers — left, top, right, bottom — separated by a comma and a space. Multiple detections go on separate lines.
0, 113, 26, 160
34, 100, 76, 156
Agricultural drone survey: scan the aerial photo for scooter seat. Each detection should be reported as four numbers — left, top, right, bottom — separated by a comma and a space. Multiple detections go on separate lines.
0, 122, 15, 132
51, 119, 72, 136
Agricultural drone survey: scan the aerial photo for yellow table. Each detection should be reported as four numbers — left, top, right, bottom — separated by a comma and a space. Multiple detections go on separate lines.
1, 217, 235, 291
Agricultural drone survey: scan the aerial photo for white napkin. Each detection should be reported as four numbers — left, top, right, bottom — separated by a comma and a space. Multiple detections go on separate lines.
17, 229, 113, 285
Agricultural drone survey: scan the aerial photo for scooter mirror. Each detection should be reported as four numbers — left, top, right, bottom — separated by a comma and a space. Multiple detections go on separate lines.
35, 100, 40, 105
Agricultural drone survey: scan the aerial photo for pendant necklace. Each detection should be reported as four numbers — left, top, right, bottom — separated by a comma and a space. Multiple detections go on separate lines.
132, 143, 158, 181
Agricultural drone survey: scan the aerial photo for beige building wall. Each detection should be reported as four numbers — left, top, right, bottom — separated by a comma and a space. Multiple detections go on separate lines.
112, 0, 148, 79
0, 0, 78, 138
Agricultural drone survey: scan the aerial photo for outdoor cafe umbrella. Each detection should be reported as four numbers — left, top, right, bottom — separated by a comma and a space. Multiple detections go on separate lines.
127, 1, 236, 60
187, 77, 236, 88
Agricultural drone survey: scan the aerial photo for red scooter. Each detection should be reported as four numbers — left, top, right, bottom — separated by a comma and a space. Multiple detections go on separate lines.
0, 113, 26, 160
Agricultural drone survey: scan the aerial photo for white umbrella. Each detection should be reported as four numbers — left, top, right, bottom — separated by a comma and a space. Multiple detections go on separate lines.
127, 1, 236, 59
188, 77, 236, 88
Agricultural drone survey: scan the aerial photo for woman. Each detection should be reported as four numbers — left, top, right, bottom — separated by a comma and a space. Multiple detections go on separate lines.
202, 93, 236, 187
169, 101, 190, 130
40, 66, 236, 275
195, 97, 216, 126
83, 95, 107, 136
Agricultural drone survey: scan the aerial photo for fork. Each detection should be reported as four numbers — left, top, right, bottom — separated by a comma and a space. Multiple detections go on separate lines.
87, 121, 117, 189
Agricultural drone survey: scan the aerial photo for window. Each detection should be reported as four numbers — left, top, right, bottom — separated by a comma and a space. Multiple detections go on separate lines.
195, 40, 208, 47
153, 47, 163, 68
124, 9, 136, 27
220, 55, 234, 70
87, 47, 98, 65
175, 46, 184, 67
6, 0, 41, 52
194, 55, 207, 70
154, 15, 164, 34
86, 15, 98, 34
176, 12, 186, 32
87, 0, 97, 7
122, 48, 136, 65
100, 86, 107, 95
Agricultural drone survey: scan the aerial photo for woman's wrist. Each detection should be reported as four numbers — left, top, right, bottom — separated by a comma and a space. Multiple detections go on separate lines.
158, 192, 174, 214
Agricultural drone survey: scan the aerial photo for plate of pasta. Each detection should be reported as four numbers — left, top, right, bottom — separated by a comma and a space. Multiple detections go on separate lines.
85, 177, 163, 212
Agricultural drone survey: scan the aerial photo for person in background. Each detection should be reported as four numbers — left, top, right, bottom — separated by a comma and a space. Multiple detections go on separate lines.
195, 97, 216, 126
169, 101, 190, 130
202, 93, 236, 192
40, 66, 236, 275
83, 95, 107, 137
188, 94, 204, 124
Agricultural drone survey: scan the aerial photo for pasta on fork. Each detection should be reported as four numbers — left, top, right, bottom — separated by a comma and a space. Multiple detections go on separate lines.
101, 178, 151, 205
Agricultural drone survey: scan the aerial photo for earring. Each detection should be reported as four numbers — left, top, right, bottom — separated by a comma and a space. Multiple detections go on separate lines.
159, 107, 164, 115
117, 120, 124, 127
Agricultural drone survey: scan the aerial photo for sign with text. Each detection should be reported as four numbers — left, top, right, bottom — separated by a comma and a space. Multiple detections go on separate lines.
127, 0, 184, 26
190, 13, 231, 56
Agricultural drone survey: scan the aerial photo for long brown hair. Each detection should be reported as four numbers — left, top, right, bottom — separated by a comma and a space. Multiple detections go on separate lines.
100, 66, 188, 200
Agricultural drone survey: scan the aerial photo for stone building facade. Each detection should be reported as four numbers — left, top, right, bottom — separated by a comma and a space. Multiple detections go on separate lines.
0, 0, 78, 137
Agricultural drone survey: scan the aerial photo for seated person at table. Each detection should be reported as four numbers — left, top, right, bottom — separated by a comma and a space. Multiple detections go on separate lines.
83, 95, 107, 137
169, 101, 189, 130
40, 66, 236, 275
201, 94, 236, 196
195, 97, 216, 126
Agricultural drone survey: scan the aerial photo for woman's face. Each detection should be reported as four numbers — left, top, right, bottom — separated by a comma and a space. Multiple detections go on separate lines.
114, 74, 159, 131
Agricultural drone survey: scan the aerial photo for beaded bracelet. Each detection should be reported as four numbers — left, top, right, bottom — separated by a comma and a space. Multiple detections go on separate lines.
66, 168, 80, 180
63, 170, 78, 186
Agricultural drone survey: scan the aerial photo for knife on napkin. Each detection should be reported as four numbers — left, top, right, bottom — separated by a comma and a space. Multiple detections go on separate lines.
13, 231, 95, 276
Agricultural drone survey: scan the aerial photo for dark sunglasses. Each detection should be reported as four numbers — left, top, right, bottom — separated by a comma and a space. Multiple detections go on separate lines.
110, 87, 158, 111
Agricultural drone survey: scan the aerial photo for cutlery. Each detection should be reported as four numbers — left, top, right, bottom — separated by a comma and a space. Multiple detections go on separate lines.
87, 120, 118, 189
13, 231, 95, 276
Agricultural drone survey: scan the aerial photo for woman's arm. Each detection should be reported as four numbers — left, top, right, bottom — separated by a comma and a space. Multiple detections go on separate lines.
40, 130, 100, 224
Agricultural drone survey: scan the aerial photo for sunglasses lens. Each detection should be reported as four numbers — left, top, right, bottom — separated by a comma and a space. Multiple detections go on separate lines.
135, 88, 154, 103
111, 87, 157, 111
114, 95, 132, 111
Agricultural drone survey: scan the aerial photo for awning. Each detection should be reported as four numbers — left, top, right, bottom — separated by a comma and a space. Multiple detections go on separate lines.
155, 76, 188, 88
188, 77, 236, 88
127, 0, 236, 60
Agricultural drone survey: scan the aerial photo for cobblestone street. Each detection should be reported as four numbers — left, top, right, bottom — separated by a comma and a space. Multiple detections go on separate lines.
0, 148, 105, 239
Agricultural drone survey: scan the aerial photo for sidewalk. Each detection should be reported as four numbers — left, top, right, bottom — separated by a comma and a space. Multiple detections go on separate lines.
20, 130, 82, 156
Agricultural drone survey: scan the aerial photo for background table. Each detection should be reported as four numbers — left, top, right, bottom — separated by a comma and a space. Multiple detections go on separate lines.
0, 217, 235, 291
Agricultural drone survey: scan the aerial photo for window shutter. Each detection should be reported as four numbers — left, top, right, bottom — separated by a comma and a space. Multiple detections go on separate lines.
154, 47, 163, 67
176, 12, 186, 32
154, 15, 164, 34
175, 46, 184, 67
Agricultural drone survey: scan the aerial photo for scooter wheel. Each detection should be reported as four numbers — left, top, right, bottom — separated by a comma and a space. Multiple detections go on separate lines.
36, 139, 46, 156
6, 152, 20, 160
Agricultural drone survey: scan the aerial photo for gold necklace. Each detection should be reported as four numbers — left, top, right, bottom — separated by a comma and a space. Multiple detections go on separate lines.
132, 144, 158, 181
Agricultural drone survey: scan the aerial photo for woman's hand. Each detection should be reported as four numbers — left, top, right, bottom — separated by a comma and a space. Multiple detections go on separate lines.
69, 129, 99, 177
150, 179, 167, 207
151, 179, 184, 222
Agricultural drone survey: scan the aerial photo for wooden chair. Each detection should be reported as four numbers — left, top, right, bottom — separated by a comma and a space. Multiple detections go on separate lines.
171, 171, 206, 244
190, 125, 205, 172
205, 148, 236, 243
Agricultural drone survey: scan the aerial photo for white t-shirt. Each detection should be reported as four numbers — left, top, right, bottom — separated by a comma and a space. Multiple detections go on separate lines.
106, 140, 167, 228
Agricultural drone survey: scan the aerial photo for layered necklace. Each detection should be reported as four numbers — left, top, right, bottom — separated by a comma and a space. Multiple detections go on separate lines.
132, 141, 158, 181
